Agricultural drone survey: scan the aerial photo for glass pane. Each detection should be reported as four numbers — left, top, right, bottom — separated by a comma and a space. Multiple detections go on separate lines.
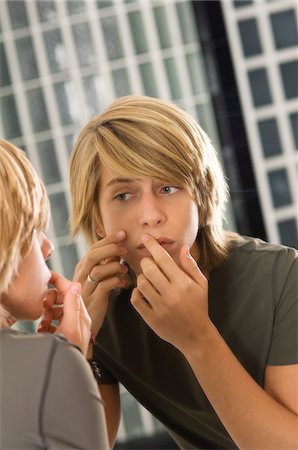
26, 88, 50, 132
72, 22, 95, 66
16, 37, 39, 81
97, 0, 113, 8
128, 11, 148, 55
121, 391, 144, 439
257, 118, 282, 158
139, 62, 158, 98
0, 43, 11, 87
54, 81, 80, 126
289, 112, 298, 149
153, 6, 172, 49
0, 95, 22, 139
176, 2, 197, 44
233, 0, 253, 7
270, 9, 298, 50
238, 18, 262, 57
65, 134, 75, 156
59, 244, 79, 279
112, 68, 131, 97
268, 168, 292, 208
66, 0, 86, 15
186, 53, 207, 95
278, 218, 298, 249
49, 192, 69, 237
83, 75, 106, 116
248, 68, 272, 107
279, 60, 298, 99
164, 57, 182, 100
7, 1, 28, 29
36, 0, 57, 22
101, 16, 124, 61
37, 140, 62, 185
43, 29, 66, 73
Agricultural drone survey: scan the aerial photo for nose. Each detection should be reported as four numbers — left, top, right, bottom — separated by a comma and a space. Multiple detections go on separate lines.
139, 194, 166, 228
41, 234, 54, 261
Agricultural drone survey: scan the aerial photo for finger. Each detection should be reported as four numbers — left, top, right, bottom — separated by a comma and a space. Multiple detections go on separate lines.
136, 273, 160, 308
179, 245, 207, 288
131, 287, 154, 315
43, 289, 59, 309
139, 258, 169, 297
141, 235, 178, 281
85, 261, 128, 293
50, 271, 72, 293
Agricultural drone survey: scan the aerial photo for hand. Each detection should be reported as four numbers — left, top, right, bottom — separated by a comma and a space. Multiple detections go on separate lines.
130, 235, 210, 353
38, 272, 91, 357
74, 231, 128, 337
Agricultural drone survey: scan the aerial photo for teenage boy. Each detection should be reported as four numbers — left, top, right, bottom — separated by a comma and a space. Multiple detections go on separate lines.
70, 96, 298, 449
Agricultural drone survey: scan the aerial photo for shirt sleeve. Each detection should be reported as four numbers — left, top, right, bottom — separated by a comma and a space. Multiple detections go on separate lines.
41, 338, 109, 449
93, 341, 119, 385
267, 247, 298, 365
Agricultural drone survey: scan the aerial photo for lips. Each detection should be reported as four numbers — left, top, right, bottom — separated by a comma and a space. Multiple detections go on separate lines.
137, 237, 174, 249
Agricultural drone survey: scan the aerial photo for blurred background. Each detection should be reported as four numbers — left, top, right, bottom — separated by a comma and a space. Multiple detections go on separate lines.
0, 0, 297, 447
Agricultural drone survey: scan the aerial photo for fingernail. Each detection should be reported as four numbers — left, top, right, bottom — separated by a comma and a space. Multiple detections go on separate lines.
116, 230, 125, 239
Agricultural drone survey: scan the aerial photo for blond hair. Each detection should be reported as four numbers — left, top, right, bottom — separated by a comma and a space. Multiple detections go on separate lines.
70, 96, 230, 271
0, 140, 50, 300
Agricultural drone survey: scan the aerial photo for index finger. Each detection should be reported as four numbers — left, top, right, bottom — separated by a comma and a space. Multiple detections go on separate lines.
142, 235, 179, 280
50, 271, 72, 293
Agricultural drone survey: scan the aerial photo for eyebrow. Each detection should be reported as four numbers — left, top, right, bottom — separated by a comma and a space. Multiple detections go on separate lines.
106, 177, 138, 187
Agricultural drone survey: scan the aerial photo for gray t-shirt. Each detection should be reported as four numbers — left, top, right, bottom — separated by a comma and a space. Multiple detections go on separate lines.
0, 329, 109, 449
94, 236, 298, 449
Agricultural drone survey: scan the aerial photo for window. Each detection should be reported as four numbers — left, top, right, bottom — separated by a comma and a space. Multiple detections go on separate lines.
279, 60, 298, 99
278, 218, 298, 248
83, 75, 105, 116
16, 37, 39, 81
153, 6, 172, 49
248, 68, 272, 107
176, 2, 197, 44
0, 95, 22, 139
101, 16, 124, 61
270, 10, 298, 50
233, 0, 252, 7
0, 43, 11, 87
66, 0, 86, 15
36, 0, 57, 22
289, 112, 298, 149
37, 140, 62, 185
7, 0, 28, 29
112, 68, 131, 97
49, 192, 69, 237
54, 81, 79, 126
72, 23, 95, 67
139, 62, 158, 98
268, 168, 292, 208
186, 53, 207, 95
43, 29, 66, 73
128, 11, 148, 55
164, 58, 182, 100
26, 88, 50, 132
257, 118, 282, 158
238, 18, 262, 57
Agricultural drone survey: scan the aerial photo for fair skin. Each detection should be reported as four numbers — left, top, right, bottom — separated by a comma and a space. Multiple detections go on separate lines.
76, 167, 298, 448
2, 231, 91, 357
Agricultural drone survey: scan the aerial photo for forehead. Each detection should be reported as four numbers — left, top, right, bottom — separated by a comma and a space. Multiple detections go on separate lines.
99, 166, 137, 189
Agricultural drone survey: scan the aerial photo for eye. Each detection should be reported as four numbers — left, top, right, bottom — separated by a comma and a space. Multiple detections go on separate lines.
160, 186, 179, 195
114, 192, 134, 201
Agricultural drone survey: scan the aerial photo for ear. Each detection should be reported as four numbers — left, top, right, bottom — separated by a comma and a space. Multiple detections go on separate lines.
96, 225, 106, 239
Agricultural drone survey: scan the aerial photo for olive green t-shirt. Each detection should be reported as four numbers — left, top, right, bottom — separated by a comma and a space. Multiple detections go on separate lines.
94, 236, 298, 449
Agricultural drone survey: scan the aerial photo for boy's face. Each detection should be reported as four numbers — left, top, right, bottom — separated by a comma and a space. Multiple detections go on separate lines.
98, 167, 200, 275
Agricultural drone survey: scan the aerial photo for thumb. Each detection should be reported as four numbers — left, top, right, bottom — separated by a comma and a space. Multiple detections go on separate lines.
179, 245, 205, 284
